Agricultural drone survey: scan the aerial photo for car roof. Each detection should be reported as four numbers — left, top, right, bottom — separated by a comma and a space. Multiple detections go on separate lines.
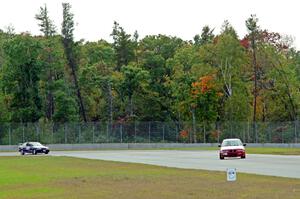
222, 138, 241, 141
27, 142, 41, 144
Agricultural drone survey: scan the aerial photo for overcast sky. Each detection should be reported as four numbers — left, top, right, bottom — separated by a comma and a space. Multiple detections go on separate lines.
1, 0, 299, 49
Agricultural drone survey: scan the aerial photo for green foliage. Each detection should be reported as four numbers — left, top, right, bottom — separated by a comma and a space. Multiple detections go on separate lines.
61, 3, 74, 41
119, 65, 149, 98
118, 65, 150, 117
194, 26, 215, 46
2, 35, 43, 122
35, 4, 56, 37
111, 21, 135, 69
0, 8, 299, 127
53, 89, 78, 123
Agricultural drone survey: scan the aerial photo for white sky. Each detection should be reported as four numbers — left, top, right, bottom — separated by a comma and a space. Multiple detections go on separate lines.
0, 0, 299, 49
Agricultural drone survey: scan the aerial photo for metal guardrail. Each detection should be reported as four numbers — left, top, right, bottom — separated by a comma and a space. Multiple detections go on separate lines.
2, 143, 300, 152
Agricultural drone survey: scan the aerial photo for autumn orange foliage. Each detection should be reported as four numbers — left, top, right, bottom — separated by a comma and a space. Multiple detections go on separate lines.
179, 130, 189, 139
191, 75, 215, 96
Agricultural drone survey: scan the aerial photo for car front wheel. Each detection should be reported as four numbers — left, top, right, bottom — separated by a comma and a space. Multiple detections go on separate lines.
219, 154, 224, 160
241, 155, 246, 159
21, 150, 25, 155
32, 149, 37, 155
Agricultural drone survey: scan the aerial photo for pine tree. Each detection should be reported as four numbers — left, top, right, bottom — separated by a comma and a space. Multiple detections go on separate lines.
246, 14, 259, 142
36, 4, 56, 120
35, 4, 56, 37
61, 3, 87, 122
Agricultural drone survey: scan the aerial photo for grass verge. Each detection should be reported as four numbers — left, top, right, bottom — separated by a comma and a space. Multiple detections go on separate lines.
0, 156, 299, 199
153, 147, 300, 155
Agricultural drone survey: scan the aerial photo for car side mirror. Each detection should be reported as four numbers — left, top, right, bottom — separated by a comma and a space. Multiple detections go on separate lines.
243, 143, 246, 146
218, 144, 221, 147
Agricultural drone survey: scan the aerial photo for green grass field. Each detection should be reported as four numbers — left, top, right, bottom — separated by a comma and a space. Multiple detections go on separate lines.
0, 156, 300, 199
155, 147, 300, 155
245, 147, 300, 155
70, 146, 300, 155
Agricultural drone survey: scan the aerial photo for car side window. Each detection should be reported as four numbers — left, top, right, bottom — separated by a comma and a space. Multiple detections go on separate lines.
26, 143, 33, 147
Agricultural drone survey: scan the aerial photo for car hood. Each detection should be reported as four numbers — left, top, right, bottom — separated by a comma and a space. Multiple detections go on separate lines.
220, 146, 245, 151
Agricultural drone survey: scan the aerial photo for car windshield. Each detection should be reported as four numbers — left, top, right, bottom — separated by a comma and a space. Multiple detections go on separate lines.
222, 140, 242, 147
30, 142, 43, 146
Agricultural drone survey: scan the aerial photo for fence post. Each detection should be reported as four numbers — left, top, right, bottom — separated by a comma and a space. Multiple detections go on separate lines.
282, 130, 284, 144
295, 120, 298, 144
162, 123, 165, 143
9, 124, 11, 145
92, 123, 95, 143
176, 123, 178, 143
148, 122, 151, 143
268, 123, 272, 143
243, 122, 246, 143
230, 121, 233, 138
203, 123, 206, 144
64, 123, 67, 144
78, 123, 81, 143
247, 121, 250, 143
106, 122, 109, 143
255, 122, 258, 143
134, 121, 137, 143
297, 120, 299, 144
120, 123, 123, 143
52, 123, 54, 144
217, 122, 220, 143
36, 123, 39, 142
22, 124, 25, 143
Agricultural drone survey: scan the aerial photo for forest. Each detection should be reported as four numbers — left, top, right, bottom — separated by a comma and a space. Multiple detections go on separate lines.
0, 3, 299, 130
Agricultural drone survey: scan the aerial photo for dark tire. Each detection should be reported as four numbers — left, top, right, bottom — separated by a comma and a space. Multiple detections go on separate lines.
45, 151, 49, 154
241, 155, 246, 159
21, 150, 25, 155
220, 155, 224, 160
32, 149, 37, 155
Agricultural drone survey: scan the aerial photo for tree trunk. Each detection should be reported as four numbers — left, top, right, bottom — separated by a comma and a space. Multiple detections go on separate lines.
46, 61, 54, 120
64, 41, 87, 122
71, 62, 87, 122
271, 61, 297, 120
108, 82, 113, 128
251, 35, 258, 142
191, 108, 196, 143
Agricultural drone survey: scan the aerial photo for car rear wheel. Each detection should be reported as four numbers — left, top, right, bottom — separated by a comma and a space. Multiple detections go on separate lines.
32, 149, 37, 155
21, 150, 25, 155
45, 151, 49, 154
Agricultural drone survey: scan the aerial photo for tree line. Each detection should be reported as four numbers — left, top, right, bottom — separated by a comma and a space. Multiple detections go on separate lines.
0, 3, 299, 128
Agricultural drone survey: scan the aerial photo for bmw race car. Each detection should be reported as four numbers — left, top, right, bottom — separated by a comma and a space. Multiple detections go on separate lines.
18, 142, 50, 155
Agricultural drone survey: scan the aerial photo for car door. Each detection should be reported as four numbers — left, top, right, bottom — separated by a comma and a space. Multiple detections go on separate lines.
25, 143, 32, 152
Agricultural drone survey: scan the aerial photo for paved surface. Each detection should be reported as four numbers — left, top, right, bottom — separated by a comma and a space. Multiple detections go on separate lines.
2, 150, 300, 179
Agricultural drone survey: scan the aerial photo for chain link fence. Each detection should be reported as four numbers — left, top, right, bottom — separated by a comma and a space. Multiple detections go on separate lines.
0, 121, 298, 145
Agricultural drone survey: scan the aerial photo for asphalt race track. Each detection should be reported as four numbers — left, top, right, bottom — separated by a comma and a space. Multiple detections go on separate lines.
2, 150, 300, 179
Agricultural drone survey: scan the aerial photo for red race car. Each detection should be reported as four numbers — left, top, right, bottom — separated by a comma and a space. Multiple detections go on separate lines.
219, 138, 246, 160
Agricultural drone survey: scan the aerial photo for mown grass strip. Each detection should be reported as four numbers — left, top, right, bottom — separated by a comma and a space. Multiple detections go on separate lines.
148, 147, 300, 155
0, 156, 299, 199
